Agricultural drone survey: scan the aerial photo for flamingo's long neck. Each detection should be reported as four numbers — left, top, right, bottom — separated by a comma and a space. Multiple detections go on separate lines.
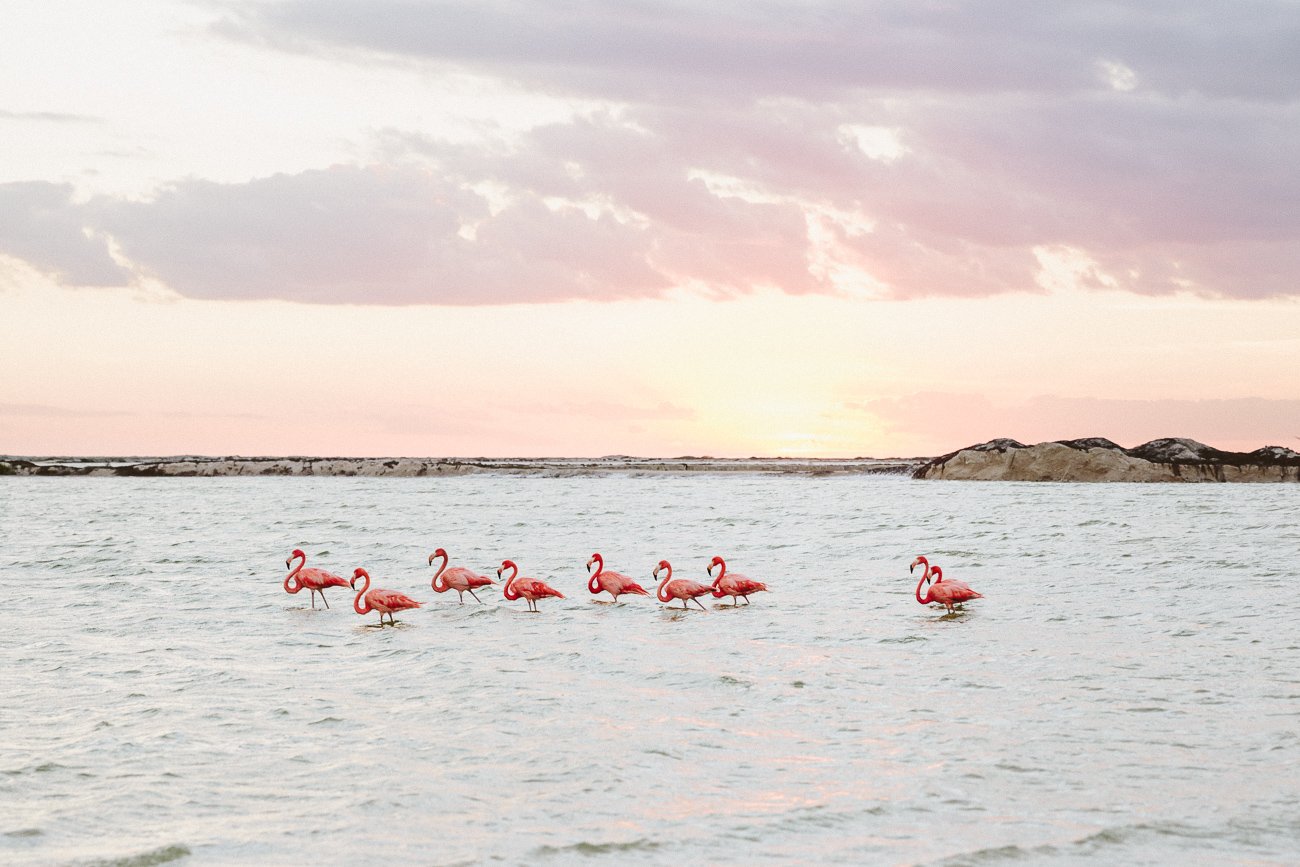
353, 571, 372, 614
655, 564, 673, 602
284, 554, 304, 593
915, 574, 933, 605
931, 566, 943, 585
710, 560, 727, 588
502, 563, 520, 600
432, 553, 448, 590
588, 556, 603, 593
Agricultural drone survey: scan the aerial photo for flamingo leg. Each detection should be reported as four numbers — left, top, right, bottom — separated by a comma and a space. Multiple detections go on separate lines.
321, 592, 330, 609
457, 590, 465, 604
468, 589, 482, 603
310, 590, 317, 609
692, 597, 707, 611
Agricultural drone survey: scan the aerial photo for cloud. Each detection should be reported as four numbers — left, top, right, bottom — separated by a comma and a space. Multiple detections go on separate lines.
216, 1, 1300, 103
2, 2, 1296, 304
0, 182, 132, 286
0, 148, 821, 304
200, 0, 1300, 302
0, 109, 101, 124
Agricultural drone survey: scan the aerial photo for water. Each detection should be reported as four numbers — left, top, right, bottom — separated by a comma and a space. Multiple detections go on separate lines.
2, 475, 1298, 865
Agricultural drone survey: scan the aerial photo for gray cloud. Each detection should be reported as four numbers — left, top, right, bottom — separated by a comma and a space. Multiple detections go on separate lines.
3, 2, 1296, 304
0, 182, 132, 286
216, 1, 1300, 103
204, 0, 1300, 301
0, 108, 100, 124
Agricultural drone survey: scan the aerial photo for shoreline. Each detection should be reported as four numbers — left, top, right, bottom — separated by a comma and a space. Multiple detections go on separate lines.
0, 455, 925, 477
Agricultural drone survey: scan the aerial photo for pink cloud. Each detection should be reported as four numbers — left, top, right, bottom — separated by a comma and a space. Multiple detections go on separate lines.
2, 2, 1297, 305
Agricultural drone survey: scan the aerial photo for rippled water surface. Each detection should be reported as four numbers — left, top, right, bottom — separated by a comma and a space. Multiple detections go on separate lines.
3, 476, 1299, 865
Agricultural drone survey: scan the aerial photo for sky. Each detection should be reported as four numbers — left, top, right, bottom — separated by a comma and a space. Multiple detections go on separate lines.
2, 0, 1299, 457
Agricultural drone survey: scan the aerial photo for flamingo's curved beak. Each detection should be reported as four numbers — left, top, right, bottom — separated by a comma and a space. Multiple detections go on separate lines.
586, 561, 591, 573
496, 568, 502, 578
427, 553, 435, 565
285, 559, 291, 569
909, 561, 917, 573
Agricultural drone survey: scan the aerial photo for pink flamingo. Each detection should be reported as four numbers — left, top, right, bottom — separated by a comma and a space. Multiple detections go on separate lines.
428, 548, 495, 603
707, 556, 768, 605
284, 549, 351, 609
653, 559, 713, 611
350, 567, 422, 626
913, 563, 983, 614
498, 560, 565, 612
910, 556, 979, 597
586, 552, 650, 601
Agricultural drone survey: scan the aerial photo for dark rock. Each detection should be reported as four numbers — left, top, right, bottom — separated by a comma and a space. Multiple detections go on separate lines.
1056, 437, 1123, 451
971, 438, 1027, 451
1127, 438, 1223, 463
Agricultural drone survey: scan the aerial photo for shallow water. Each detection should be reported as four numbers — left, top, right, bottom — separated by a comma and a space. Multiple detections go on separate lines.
2, 475, 1298, 865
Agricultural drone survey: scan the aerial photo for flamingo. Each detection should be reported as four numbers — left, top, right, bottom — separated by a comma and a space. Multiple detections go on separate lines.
653, 559, 713, 611
498, 560, 565, 612
914, 564, 983, 614
428, 548, 495, 603
910, 556, 980, 599
284, 549, 351, 609
707, 555, 768, 605
586, 552, 650, 601
350, 568, 422, 626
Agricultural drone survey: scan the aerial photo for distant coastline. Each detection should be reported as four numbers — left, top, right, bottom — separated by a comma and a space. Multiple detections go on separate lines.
0, 455, 924, 478
8, 437, 1300, 481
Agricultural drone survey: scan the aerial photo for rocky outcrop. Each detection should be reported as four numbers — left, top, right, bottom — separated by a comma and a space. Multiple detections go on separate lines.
914, 438, 1300, 482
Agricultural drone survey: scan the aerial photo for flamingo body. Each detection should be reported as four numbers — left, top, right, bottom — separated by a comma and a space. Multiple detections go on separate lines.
586, 553, 650, 601
499, 560, 565, 612
707, 556, 768, 605
284, 549, 350, 609
429, 549, 495, 603
351, 568, 422, 625
653, 560, 712, 610
910, 555, 978, 595
914, 563, 983, 614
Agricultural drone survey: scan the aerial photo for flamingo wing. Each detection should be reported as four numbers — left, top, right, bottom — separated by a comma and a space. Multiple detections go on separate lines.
605, 570, 649, 596
372, 589, 423, 611
537, 580, 566, 599
298, 567, 350, 589
929, 582, 981, 605
510, 577, 563, 600
670, 579, 713, 599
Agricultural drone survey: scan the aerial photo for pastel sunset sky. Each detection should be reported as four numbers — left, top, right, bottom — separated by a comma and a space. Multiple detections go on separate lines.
3, 0, 1298, 457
